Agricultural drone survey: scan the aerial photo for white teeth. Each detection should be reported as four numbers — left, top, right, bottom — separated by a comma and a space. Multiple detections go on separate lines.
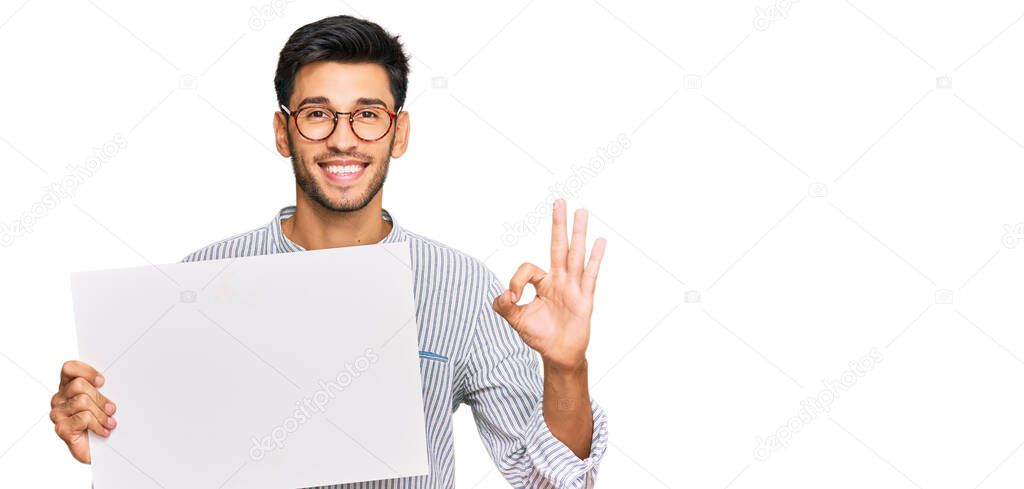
325, 165, 365, 174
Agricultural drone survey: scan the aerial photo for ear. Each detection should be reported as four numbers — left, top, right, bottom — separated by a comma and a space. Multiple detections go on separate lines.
273, 111, 291, 158
389, 110, 410, 158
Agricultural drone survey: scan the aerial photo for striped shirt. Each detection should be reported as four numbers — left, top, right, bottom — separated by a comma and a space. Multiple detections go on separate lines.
179, 205, 608, 489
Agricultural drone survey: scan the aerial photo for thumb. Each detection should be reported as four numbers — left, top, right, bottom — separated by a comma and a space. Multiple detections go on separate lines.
68, 430, 91, 464
492, 289, 524, 329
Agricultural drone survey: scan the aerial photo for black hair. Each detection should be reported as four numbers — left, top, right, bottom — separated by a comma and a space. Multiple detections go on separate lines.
274, 15, 411, 112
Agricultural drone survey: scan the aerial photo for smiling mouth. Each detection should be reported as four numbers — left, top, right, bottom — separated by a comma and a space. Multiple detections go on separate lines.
318, 160, 369, 184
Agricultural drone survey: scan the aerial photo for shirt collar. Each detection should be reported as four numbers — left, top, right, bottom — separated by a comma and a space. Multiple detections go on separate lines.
270, 205, 404, 253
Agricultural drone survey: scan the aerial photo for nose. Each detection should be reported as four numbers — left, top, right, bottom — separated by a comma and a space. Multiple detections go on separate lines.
325, 115, 361, 152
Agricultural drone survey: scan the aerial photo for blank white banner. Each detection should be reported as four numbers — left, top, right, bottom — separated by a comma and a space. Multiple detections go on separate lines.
71, 241, 428, 488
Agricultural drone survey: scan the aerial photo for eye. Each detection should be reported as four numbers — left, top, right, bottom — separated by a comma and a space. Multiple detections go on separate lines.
357, 109, 379, 119
301, 108, 332, 121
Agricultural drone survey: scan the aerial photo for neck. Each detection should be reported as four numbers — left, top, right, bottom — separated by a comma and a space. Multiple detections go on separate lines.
282, 190, 392, 250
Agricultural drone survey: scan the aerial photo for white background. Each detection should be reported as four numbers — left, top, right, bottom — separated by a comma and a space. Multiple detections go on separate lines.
2, 0, 1024, 487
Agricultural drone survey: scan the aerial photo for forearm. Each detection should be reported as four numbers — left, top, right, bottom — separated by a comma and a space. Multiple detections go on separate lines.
542, 359, 593, 460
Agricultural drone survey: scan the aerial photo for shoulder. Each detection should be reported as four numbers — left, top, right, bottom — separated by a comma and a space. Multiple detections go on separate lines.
402, 228, 503, 291
179, 225, 272, 263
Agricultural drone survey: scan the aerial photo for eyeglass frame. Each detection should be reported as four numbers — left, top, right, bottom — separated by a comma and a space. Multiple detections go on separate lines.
279, 103, 399, 143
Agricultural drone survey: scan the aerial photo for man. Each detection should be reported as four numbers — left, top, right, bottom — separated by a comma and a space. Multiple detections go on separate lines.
49, 15, 608, 488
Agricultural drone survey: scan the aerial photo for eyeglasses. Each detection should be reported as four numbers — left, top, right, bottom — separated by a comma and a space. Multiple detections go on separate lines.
279, 104, 398, 142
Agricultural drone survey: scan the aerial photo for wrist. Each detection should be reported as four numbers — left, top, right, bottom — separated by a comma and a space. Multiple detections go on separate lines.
543, 356, 588, 379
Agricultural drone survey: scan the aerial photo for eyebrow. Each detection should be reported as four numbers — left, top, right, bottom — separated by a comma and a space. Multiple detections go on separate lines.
296, 96, 390, 110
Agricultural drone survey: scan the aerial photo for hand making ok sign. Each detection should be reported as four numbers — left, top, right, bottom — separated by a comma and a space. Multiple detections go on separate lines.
492, 199, 608, 371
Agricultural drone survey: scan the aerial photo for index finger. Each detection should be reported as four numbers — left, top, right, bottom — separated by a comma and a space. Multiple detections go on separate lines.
551, 199, 568, 273
59, 360, 103, 390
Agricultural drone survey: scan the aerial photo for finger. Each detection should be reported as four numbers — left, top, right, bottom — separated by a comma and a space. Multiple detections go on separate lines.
61, 377, 116, 416
60, 360, 103, 391
492, 289, 524, 332
57, 410, 110, 443
567, 208, 589, 278
55, 393, 116, 432
508, 262, 547, 303
550, 199, 568, 273
70, 439, 91, 465
582, 237, 607, 296
494, 262, 547, 328
56, 412, 101, 464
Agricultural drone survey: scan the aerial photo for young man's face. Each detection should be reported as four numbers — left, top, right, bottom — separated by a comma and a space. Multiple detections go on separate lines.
274, 61, 409, 212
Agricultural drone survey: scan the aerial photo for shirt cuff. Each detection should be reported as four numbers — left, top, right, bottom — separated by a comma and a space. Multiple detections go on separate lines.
524, 397, 608, 489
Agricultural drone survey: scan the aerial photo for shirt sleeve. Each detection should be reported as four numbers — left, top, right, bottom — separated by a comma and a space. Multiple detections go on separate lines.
458, 267, 608, 489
